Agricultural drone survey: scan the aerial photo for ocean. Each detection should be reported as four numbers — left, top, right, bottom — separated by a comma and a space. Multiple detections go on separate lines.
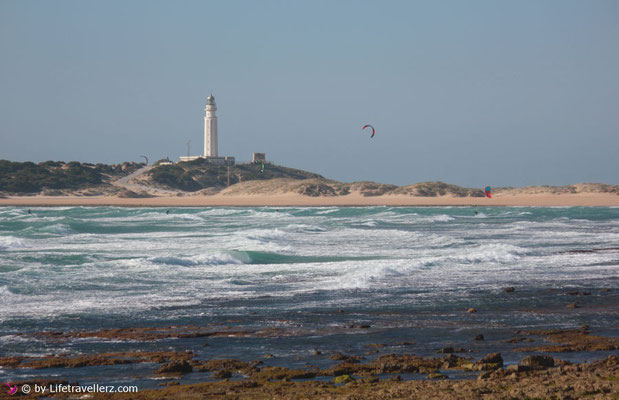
1, 206, 617, 388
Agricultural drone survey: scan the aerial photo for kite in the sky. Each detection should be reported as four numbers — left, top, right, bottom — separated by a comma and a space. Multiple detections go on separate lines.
484, 186, 492, 198
362, 125, 375, 138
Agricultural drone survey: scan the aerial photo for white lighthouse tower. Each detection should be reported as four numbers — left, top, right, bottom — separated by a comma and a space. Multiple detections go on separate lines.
204, 94, 218, 157
179, 94, 233, 165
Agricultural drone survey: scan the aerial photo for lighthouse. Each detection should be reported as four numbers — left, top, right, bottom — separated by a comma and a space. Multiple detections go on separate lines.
204, 94, 218, 157
178, 94, 234, 165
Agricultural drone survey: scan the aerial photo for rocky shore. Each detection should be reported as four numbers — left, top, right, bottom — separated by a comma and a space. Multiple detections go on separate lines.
100, 355, 618, 399
2, 327, 617, 399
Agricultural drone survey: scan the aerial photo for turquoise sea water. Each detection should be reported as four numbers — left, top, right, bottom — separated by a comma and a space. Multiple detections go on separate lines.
0, 206, 617, 387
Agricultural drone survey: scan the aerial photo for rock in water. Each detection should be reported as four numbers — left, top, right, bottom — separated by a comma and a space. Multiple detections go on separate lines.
467, 308, 477, 313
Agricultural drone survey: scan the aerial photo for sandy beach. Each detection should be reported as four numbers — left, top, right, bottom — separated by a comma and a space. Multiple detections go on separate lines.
1, 192, 618, 207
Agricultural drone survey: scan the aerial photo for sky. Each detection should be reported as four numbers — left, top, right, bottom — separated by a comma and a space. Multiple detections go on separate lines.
1, 0, 618, 187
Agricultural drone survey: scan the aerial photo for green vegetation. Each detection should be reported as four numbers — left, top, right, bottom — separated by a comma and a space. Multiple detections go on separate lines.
333, 374, 355, 384
148, 160, 323, 192
0, 160, 141, 193
393, 181, 486, 197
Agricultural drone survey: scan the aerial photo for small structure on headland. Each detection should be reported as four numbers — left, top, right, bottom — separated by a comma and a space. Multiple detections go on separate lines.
252, 152, 266, 163
179, 94, 235, 165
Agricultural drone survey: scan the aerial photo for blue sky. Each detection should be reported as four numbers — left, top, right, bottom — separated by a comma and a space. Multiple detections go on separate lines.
1, 0, 618, 186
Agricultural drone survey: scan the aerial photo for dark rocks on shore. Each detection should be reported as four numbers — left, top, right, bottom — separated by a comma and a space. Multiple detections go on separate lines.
504, 336, 534, 344
519, 355, 555, 369
193, 359, 256, 375
155, 360, 193, 375
477, 371, 492, 380
251, 366, 317, 381
362, 376, 379, 384
12, 352, 617, 399
225, 355, 617, 397
505, 364, 531, 373
347, 322, 371, 329
26, 325, 265, 342
479, 353, 503, 365
7, 351, 194, 370
212, 370, 232, 379
441, 354, 472, 369
437, 346, 469, 354
437, 346, 454, 353
472, 353, 503, 370
366, 343, 387, 348
512, 328, 619, 352
330, 353, 364, 363
0, 357, 22, 368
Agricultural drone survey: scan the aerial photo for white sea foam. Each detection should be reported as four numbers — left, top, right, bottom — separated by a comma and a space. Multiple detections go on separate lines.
150, 251, 250, 267
244, 228, 288, 241
314, 208, 339, 215
449, 243, 526, 263
0, 335, 35, 345
197, 208, 246, 217
0, 236, 28, 250
41, 223, 74, 235
426, 214, 455, 222
283, 223, 326, 233
1, 206, 617, 322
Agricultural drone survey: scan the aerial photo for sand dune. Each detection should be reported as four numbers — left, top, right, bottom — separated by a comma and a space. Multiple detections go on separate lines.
1, 165, 617, 207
